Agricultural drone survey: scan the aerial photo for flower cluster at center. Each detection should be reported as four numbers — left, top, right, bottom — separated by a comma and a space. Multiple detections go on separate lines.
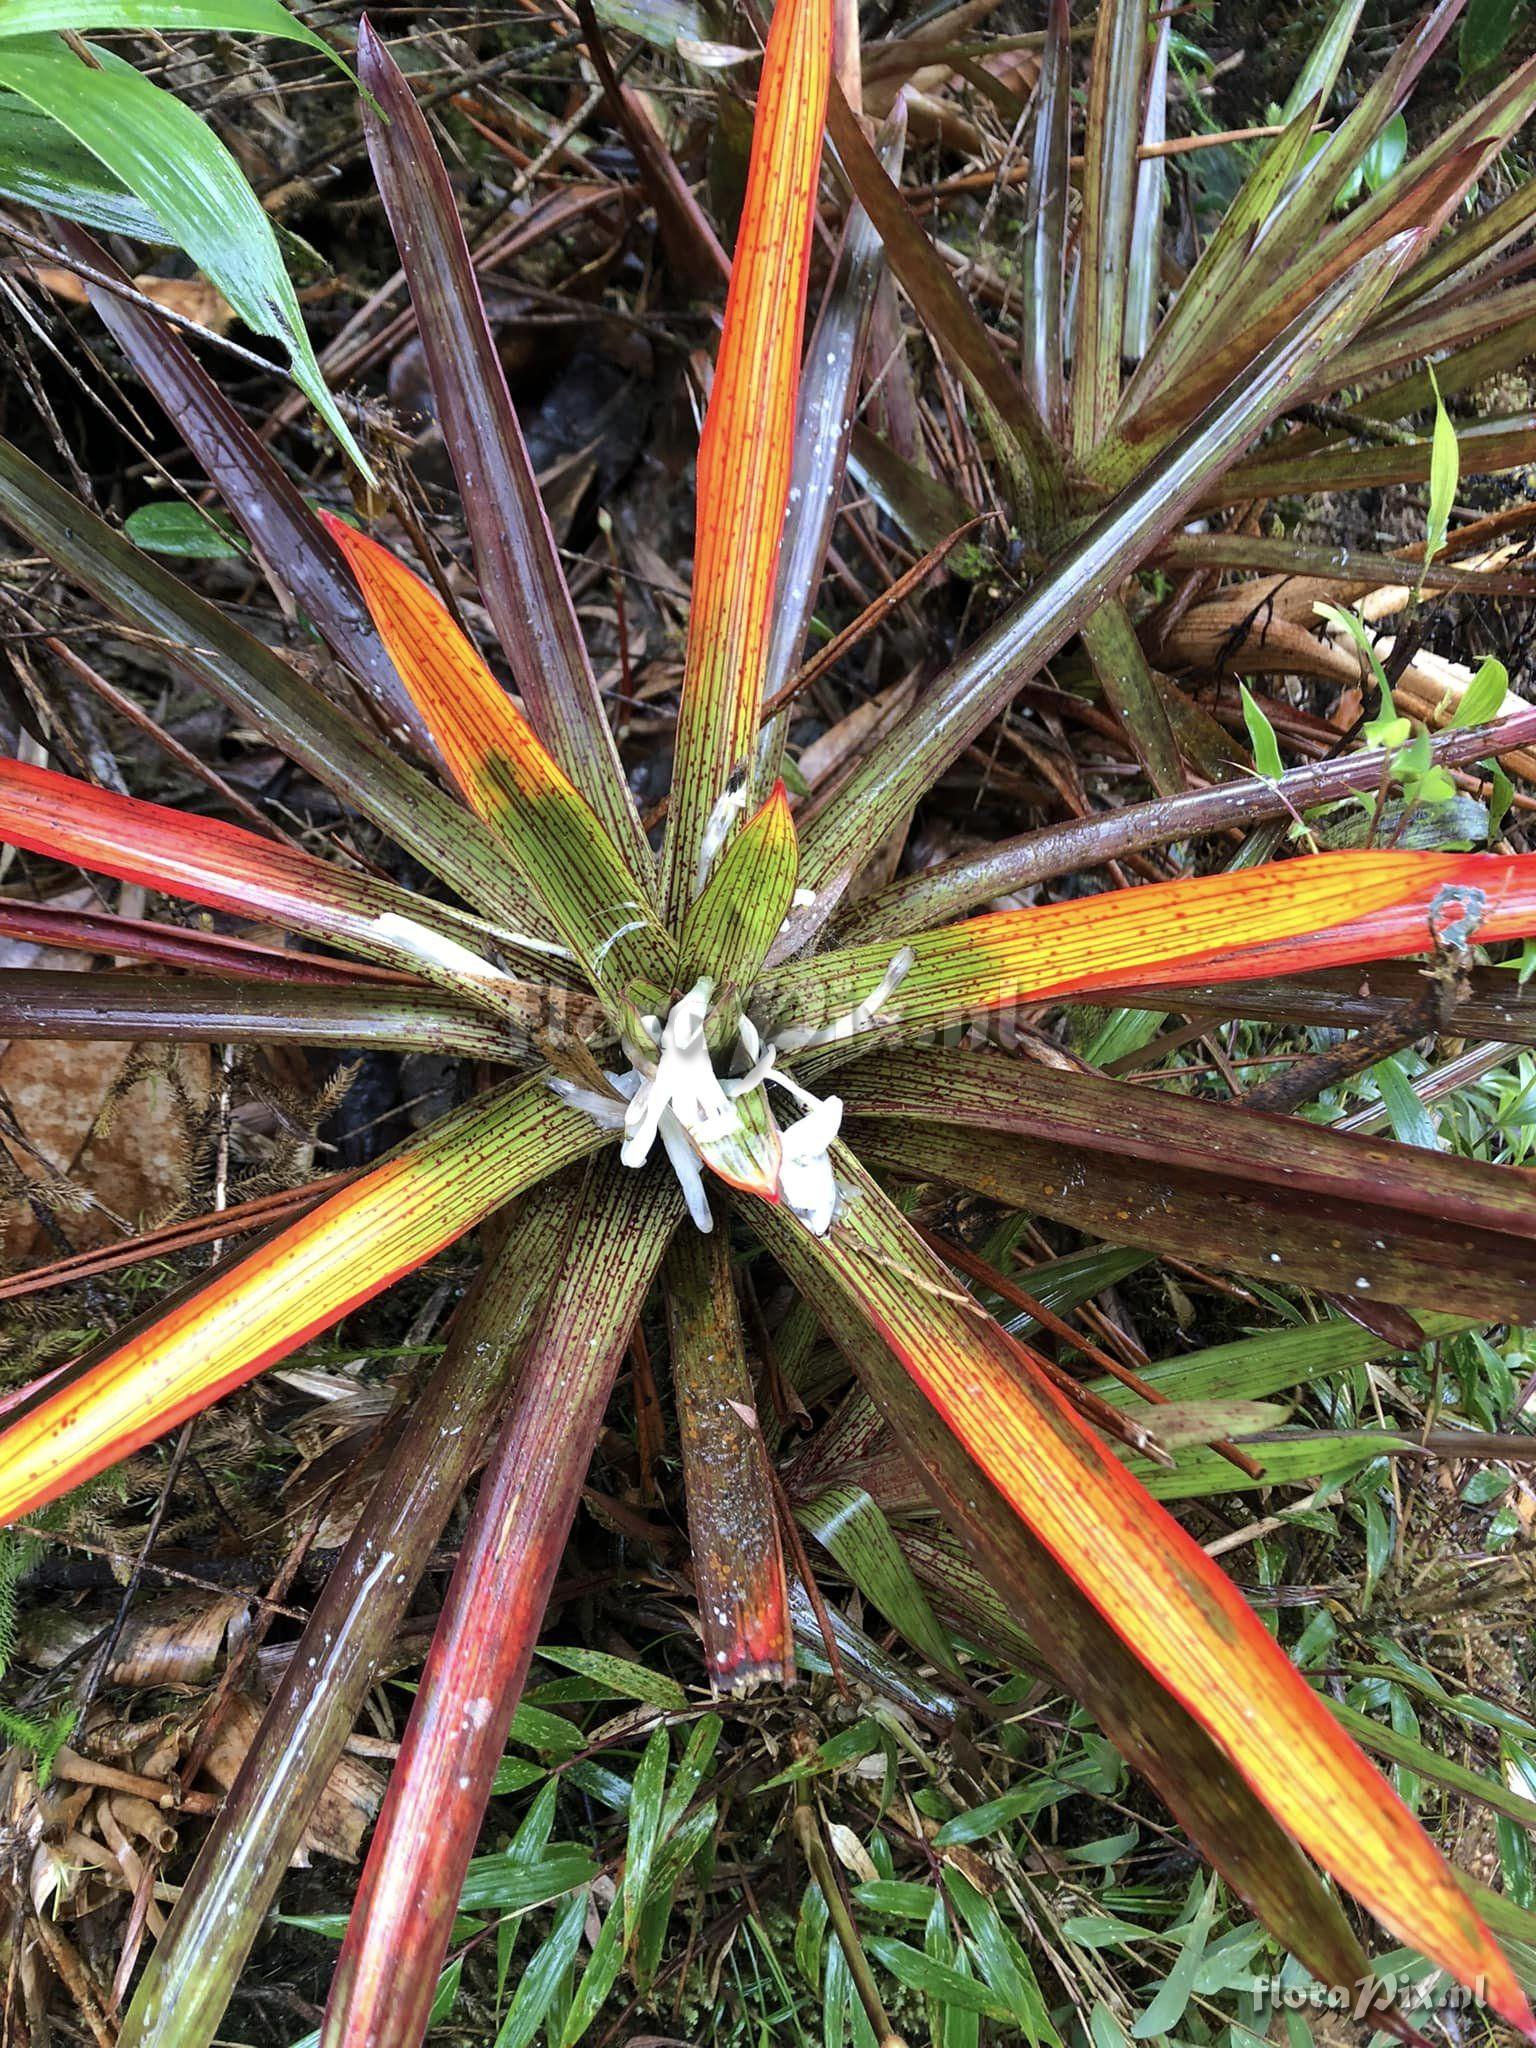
550, 977, 842, 1234
551, 944, 913, 1233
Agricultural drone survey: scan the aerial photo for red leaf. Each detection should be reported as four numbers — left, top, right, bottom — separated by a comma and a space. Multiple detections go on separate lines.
320, 1161, 681, 2048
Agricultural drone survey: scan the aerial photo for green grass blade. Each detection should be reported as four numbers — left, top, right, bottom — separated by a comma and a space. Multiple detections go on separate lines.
0, 0, 351, 67
0, 92, 165, 238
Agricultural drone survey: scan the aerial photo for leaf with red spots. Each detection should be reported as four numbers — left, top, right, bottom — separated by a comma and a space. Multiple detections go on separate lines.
664, 1229, 792, 1690
678, 780, 798, 995
323, 515, 673, 1010
320, 1158, 681, 2048
357, 21, 652, 869
763, 849, 1536, 1050
0, 755, 564, 1007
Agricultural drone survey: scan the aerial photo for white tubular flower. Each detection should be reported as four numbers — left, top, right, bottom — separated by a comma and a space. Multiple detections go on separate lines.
547, 1071, 637, 1131
771, 947, 916, 1054
658, 1112, 716, 1232
618, 979, 740, 1169
723, 1012, 777, 1098
770, 1068, 843, 1236
552, 980, 850, 1237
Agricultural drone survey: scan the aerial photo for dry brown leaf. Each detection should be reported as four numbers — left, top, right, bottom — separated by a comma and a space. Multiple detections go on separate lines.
198, 1693, 383, 1863
17, 1591, 250, 1688
1158, 580, 1536, 781
30, 265, 237, 333
0, 1040, 210, 1262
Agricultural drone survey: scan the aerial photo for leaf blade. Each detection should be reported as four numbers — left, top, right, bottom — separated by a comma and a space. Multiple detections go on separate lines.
323, 514, 674, 1008
0, 93, 166, 238
1071, 0, 1147, 459
320, 1160, 681, 2048
0, 0, 349, 64
0, 433, 542, 932
0, 1080, 605, 1525
679, 780, 798, 994
0, 971, 542, 1060
664, 1230, 793, 1689
53, 220, 424, 749
0, 36, 367, 470
115, 1185, 579, 2048
661, 0, 831, 912
746, 1153, 1532, 2032
357, 22, 648, 864
0, 756, 573, 1013
793, 242, 1412, 909
764, 848, 1536, 1046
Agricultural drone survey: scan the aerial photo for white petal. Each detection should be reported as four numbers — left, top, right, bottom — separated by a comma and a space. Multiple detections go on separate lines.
773, 1080, 843, 1235
621, 1074, 667, 1165
547, 1077, 627, 1129
659, 1110, 714, 1231
780, 1146, 838, 1235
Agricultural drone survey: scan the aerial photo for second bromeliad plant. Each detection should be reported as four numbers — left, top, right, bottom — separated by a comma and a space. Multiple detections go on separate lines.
3, 0, 1536, 2041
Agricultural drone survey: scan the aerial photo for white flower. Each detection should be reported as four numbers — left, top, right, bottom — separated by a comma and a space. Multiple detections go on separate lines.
618, 979, 739, 1170
545, 1071, 636, 1132
551, 952, 909, 1237
770, 1068, 843, 1235
771, 946, 914, 1054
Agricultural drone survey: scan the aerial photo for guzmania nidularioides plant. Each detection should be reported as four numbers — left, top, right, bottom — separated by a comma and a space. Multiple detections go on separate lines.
1, 2, 1536, 2045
